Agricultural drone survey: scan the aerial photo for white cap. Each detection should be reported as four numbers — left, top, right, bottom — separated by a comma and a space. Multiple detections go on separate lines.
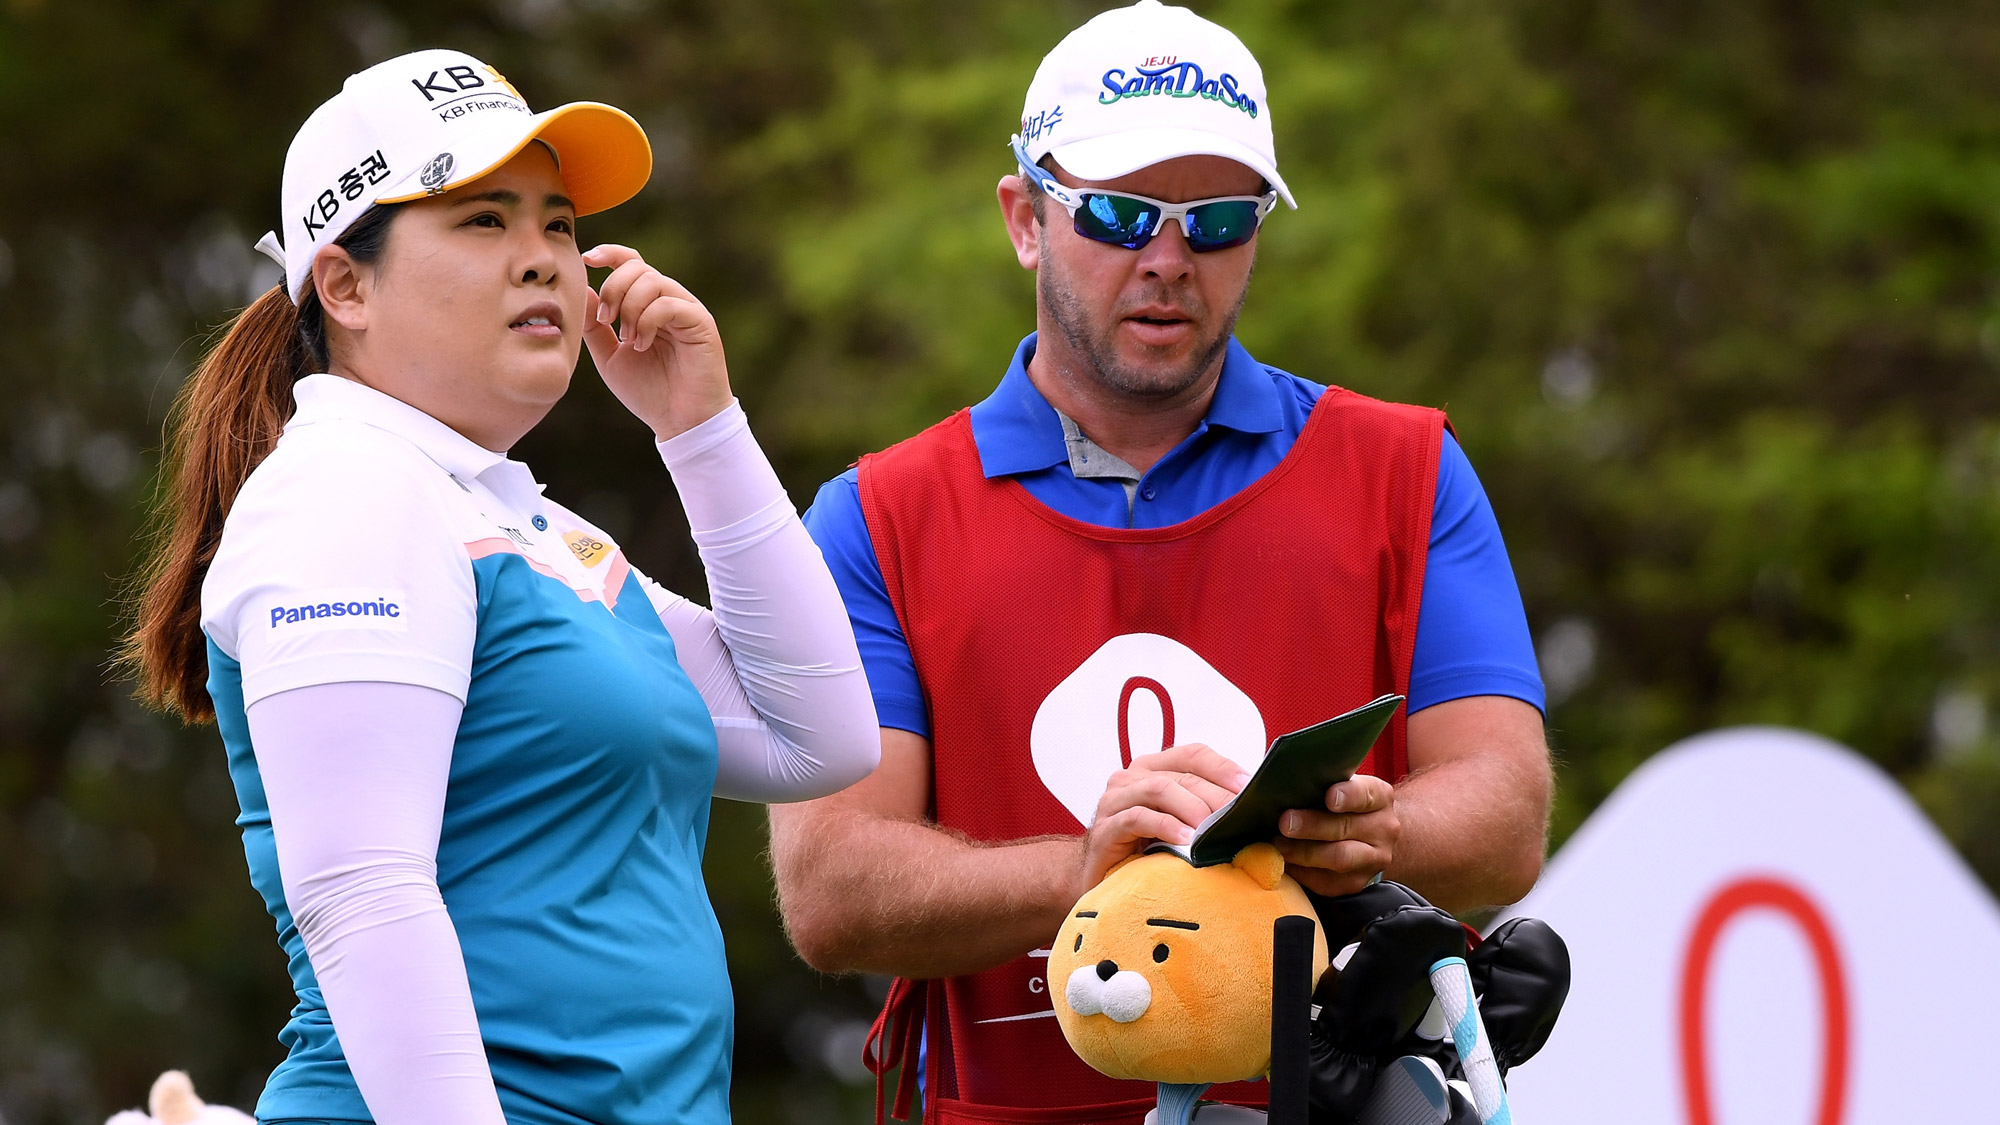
1016, 0, 1293, 208
257, 48, 652, 302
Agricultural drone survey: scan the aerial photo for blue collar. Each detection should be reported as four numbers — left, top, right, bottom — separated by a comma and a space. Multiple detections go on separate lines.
969, 333, 1287, 479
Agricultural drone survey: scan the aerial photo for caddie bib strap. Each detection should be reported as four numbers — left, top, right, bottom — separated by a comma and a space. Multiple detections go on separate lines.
858, 386, 1444, 1124
866, 977, 927, 1124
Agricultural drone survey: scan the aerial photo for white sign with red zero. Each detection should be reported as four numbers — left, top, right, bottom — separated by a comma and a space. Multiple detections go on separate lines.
1495, 726, 2000, 1124
1029, 632, 1267, 830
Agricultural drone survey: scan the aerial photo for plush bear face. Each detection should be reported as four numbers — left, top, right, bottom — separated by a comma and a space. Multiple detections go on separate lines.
1049, 843, 1328, 1085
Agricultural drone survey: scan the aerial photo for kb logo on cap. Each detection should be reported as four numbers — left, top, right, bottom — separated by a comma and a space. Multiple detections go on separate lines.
420, 153, 456, 194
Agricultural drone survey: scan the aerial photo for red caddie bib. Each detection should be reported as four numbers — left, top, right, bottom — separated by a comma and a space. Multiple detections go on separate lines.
857, 387, 1444, 1125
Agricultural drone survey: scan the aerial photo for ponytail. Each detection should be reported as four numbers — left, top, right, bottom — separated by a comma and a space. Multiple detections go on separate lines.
121, 203, 402, 721
122, 288, 303, 720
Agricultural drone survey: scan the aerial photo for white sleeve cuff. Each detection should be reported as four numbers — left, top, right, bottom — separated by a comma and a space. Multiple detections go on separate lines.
654, 400, 795, 539
648, 402, 880, 802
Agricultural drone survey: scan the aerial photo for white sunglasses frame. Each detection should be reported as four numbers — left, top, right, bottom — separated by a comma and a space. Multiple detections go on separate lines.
1010, 135, 1279, 251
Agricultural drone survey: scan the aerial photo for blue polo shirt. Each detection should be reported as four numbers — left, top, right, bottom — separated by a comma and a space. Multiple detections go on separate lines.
804, 333, 1545, 737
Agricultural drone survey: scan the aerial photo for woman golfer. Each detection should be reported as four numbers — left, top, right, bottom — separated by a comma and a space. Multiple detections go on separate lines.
125, 49, 878, 1124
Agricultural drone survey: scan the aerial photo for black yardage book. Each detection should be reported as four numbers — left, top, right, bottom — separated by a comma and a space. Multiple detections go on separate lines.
1157, 693, 1404, 868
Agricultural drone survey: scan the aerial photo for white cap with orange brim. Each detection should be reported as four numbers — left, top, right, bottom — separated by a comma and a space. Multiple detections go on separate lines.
255, 48, 651, 302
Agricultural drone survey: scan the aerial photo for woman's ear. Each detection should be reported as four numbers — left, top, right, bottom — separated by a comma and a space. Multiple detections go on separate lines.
313, 245, 371, 333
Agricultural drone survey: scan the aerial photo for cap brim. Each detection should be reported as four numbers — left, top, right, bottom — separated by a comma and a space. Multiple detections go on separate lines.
1049, 127, 1295, 209
377, 101, 652, 216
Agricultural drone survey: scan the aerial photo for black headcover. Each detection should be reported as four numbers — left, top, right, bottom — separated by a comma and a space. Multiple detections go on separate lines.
1306, 880, 1436, 951
1298, 882, 1572, 1120
1465, 916, 1570, 1074
1304, 885, 1466, 1121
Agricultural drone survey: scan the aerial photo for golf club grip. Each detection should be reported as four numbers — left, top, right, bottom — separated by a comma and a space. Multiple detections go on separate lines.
1269, 914, 1314, 1125
1429, 956, 1511, 1125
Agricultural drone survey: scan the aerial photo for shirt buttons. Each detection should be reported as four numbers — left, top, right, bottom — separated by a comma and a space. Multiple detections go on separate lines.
532, 515, 549, 531
1140, 485, 1158, 502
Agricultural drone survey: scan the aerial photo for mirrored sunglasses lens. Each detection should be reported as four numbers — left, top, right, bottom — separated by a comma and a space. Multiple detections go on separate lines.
1076, 194, 1162, 248
1185, 200, 1263, 251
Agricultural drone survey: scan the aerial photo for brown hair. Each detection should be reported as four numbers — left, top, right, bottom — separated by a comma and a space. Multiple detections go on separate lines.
121, 204, 402, 721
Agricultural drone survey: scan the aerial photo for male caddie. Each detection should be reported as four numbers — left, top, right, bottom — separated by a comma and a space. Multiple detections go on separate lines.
771, 3, 1553, 1121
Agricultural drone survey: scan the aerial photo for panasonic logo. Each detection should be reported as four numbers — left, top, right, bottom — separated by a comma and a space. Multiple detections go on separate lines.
271, 598, 402, 628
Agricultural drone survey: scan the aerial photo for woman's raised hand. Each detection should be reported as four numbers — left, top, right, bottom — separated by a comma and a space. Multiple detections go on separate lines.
581, 244, 734, 441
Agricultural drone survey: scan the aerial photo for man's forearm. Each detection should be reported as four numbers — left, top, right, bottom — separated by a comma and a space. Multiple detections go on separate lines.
769, 806, 1083, 978
1385, 748, 1550, 915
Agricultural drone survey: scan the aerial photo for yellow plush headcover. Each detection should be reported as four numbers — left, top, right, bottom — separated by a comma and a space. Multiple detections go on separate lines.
1049, 844, 1329, 1085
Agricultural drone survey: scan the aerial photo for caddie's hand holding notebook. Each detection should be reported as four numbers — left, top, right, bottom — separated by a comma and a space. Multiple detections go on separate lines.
1149, 694, 1406, 868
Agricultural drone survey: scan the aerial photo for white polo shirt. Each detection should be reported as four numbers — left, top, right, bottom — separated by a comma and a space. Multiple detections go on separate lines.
203, 372, 663, 705
199, 372, 744, 1124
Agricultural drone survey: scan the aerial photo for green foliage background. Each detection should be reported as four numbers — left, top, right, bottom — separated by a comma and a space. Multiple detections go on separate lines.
0, 0, 1996, 1121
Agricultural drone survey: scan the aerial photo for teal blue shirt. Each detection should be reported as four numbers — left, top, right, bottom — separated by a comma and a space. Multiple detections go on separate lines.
199, 375, 733, 1124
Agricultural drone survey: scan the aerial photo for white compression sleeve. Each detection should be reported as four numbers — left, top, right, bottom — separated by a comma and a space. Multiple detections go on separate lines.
654, 401, 880, 803
247, 681, 505, 1125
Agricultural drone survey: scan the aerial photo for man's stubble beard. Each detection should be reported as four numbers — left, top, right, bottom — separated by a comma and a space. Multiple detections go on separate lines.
1037, 226, 1252, 402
